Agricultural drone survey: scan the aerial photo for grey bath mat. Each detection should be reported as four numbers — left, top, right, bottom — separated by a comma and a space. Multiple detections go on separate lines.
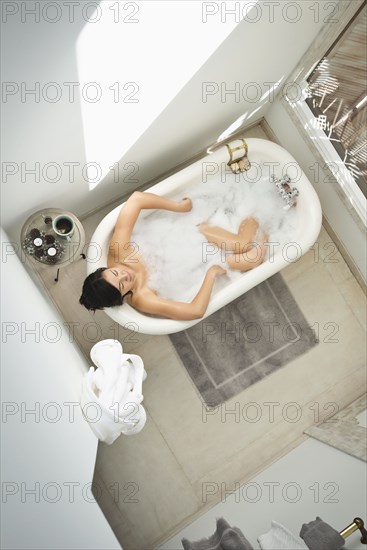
169, 273, 318, 407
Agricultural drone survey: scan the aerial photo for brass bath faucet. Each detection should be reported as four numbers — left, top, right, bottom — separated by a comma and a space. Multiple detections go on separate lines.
340, 517, 367, 544
226, 138, 251, 173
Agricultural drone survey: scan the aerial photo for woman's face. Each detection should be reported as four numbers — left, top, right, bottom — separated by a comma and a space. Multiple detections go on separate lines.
102, 265, 135, 295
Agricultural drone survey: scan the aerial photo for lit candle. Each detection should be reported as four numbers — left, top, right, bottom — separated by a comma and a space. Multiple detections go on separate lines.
47, 247, 57, 257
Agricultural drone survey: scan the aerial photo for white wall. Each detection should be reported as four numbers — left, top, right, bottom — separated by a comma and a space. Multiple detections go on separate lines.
160, 437, 367, 550
1, 228, 121, 550
1, 2, 88, 241
2, 0, 326, 243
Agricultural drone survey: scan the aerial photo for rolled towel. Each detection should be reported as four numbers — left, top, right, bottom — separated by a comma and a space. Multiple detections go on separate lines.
111, 365, 131, 404
91, 339, 123, 409
80, 368, 126, 445
126, 353, 145, 398
80, 368, 147, 443
120, 404, 147, 436
181, 517, 253, 550
80, 340, 148, 444
91, 339, 122, 371
299, 516, 345, 550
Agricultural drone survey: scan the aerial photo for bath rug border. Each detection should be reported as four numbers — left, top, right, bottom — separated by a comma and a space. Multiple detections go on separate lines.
169, 273, 318, 408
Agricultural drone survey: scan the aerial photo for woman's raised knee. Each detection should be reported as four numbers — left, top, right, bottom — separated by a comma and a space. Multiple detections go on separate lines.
226, 242, 266, 271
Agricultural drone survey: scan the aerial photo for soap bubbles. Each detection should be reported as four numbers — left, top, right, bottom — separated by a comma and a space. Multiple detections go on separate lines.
131, 163, 298, 302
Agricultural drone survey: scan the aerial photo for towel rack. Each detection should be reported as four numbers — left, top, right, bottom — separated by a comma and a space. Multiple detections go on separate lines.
339, 517, 367, 544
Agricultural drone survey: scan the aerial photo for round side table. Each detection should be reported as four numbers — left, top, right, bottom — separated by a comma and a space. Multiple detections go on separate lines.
20, 208, 86, 282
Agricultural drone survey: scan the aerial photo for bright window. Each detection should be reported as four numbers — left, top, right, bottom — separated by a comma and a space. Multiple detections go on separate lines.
305, 3, 366, 199
75, 1, 259, 189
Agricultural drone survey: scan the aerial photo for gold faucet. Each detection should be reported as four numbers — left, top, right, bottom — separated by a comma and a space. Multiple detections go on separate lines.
340, 517, 367, 544
226, 138, 251, 173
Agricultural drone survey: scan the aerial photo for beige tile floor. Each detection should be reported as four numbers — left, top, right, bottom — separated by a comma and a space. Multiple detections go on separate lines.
32, 125, 366, 550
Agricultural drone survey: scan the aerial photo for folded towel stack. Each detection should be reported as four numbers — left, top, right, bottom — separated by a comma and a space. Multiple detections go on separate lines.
79, 339, 147, 444
181, 516, 346, 550
258, 520, 308, 549
300, 516, 346, 550
181, 517, 254, 550
258, 516, 346, 550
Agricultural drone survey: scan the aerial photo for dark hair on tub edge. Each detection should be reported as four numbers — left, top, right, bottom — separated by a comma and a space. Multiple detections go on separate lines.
79, 267, 133, 313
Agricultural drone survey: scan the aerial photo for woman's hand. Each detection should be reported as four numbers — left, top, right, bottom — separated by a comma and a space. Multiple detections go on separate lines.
134, 263, 227, 320
176, 197, 193, 213
207, 265, 227, 279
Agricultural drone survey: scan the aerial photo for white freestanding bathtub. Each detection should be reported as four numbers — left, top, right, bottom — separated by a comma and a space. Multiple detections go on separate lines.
87, 138, 322, 335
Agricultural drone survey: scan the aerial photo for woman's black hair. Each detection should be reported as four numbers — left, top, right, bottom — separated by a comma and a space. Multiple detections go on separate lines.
79, 267, 132, 312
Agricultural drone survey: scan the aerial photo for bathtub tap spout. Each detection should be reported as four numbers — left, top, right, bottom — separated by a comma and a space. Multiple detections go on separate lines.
270, 174, 299, 209
283, 188, 299, 210
270, 174, 291, 185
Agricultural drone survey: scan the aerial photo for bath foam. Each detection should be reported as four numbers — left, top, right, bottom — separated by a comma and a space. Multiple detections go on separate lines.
131, 161, 298, 302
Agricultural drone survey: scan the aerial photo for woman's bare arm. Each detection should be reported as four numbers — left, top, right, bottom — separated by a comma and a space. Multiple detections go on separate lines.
134, 192, 192, 213
133, 265, 227, 320
108, 192, 192, 265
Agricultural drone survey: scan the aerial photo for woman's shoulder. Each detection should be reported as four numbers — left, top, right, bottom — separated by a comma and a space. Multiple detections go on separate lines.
107, 242, 142, 267
128, 285, 158, 306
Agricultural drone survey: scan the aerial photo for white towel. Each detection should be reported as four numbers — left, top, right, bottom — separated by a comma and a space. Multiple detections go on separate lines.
79, 339, 147, 444
258, 520, 308, 550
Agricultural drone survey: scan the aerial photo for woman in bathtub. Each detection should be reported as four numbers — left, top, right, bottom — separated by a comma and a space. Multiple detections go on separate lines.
79, 192, 268, 320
